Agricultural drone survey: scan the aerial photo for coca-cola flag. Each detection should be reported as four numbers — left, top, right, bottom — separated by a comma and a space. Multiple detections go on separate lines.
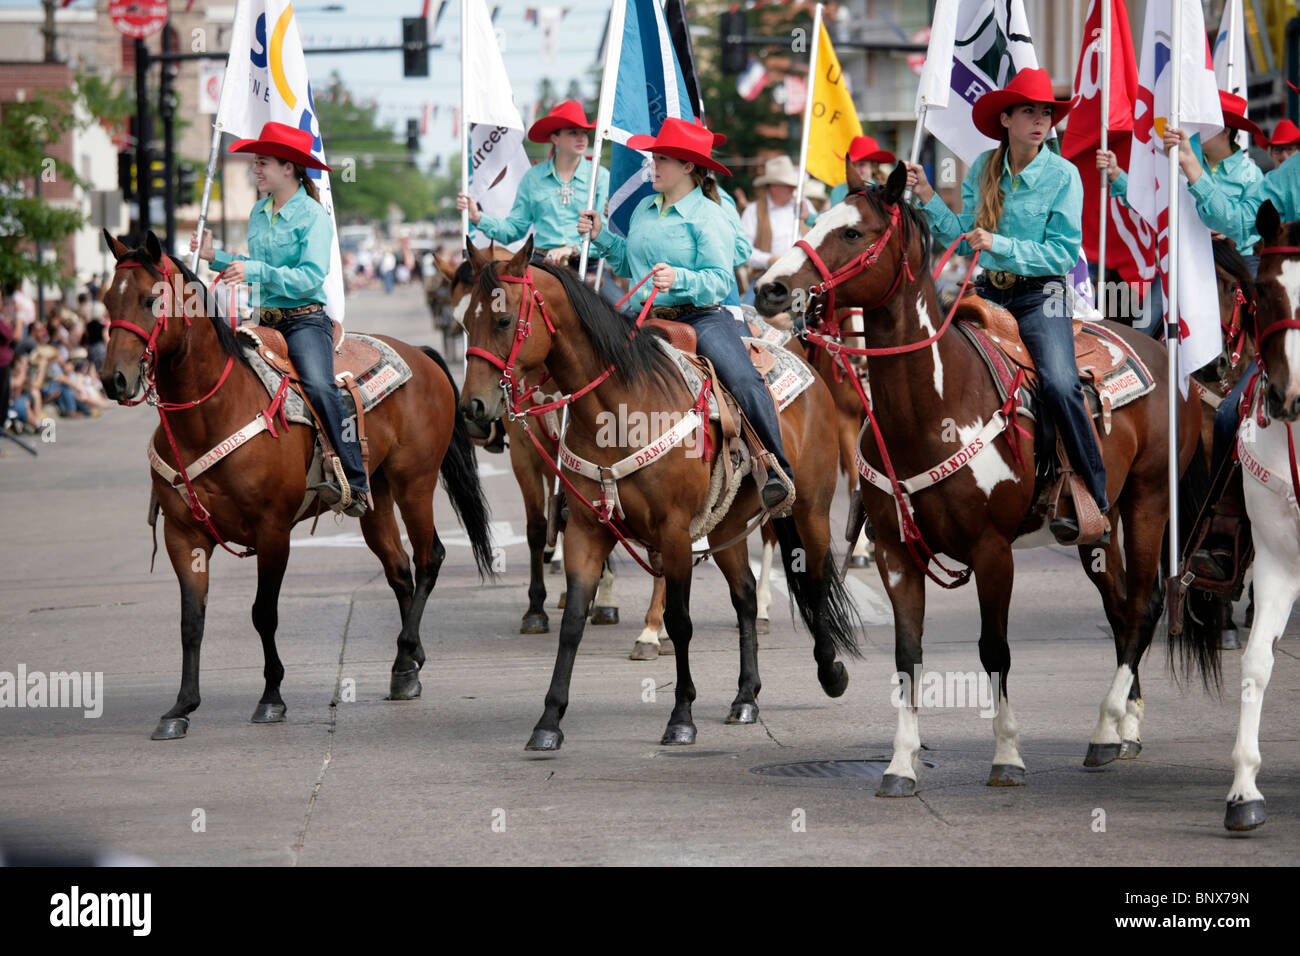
1060, 0, 1154, 286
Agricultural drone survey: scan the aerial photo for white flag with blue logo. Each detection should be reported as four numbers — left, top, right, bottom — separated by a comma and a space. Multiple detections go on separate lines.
603, 0, 695, 238
216, 0, 345, 322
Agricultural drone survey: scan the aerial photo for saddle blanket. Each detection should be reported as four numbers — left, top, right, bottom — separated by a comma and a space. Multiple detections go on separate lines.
957, 320, 1155, 423
653, 334, 816, 422
725, 304, 795, 349
238, 328, 413, 426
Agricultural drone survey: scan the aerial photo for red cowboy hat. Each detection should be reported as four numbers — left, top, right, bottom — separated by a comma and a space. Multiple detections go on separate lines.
528, 100, 595, 143
626, 117, 731, 176
971, 68, 1072, 142
1217, 90, 1264, 140
229, 121, 330, 171
838, 135, 895, 164
1258, 118, 1300, 149
692, 116, 726, 147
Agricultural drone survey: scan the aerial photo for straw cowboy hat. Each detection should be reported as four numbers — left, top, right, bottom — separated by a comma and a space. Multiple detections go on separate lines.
802, 177, 828, 201
1215, 90, 1264, 140
626, 117, 731, 175
840, 135, 896, 164
528, 100, 595, 143
229, 121, 331, 171
753, 155, 801, 188
971, 68, 1071, 142
1258, 118, 1300, 149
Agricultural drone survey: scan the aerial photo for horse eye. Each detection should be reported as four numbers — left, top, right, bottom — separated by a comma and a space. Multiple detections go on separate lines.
143, 296, 157, 309
843, 228, 862, 241
494, 314, 512, 331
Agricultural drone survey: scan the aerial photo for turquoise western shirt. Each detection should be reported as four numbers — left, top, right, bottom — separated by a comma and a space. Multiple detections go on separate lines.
212, 185, 332, 307
921, 146, 1083, 277
589, 186, 741, 307
1179, 147, 1292, 251
717, 190, 748, 305
475, 157, 610, 249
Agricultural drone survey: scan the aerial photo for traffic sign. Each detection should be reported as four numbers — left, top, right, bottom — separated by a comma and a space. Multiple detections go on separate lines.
109, 1, 170, 41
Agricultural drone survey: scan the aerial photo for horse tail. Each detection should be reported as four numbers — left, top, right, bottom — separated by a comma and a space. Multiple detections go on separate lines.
422, 346, 495, 579
771, 515, 863, 660
1168, 436, 1223, 693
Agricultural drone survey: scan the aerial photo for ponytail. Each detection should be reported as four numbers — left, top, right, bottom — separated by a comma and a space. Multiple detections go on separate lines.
690, 165, 721, 204
974, 134, 1007, 233
293, 163, 321, 204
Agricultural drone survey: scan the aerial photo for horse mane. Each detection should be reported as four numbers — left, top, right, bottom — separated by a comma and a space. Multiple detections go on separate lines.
478, 260, 682, 397
121, 248, 243, 361
852, 184, 934, 276
1212, 237, 1254, 303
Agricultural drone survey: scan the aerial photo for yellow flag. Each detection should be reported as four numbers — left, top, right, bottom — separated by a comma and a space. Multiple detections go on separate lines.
804, 23, 863, 187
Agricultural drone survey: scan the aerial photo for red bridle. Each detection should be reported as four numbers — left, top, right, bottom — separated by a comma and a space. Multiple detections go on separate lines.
793, 197, 912, 325
1242, 244, 1300, 510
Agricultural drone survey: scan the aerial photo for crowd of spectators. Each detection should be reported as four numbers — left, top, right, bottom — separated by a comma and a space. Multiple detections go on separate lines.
2, 278, 112, 446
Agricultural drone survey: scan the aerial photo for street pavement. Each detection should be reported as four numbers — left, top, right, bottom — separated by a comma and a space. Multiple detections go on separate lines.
1, 283, 1296, 866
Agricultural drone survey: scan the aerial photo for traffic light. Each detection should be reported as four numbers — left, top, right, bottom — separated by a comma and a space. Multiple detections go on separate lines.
403, 17, 429, 78
406, 119, 420, 169
720, 10, 747, 74
118, 151, 134, 198
176, 163, 198, 202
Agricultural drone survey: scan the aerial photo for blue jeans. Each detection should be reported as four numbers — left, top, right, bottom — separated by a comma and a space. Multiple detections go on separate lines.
682, 306, 793, 482
978, 278, 1109, 511
277, 310, 368, 491
1213, 357, 1256, 478
42, 382, 88, 416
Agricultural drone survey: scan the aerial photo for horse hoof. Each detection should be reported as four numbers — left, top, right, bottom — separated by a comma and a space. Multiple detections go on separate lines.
876, 774, 916, 797
820, 661, 849, 698
150, 717, 189, 741
250, 702, 286, 724
1118, 739, 1143, 759
1220, 628, 1242, 651
659, 637, 675, 656
756, 617, 770, 635
1083, 742, 1123, 767
850, 555, 869, 568
525, 728, 564, 751
987, 764, 1026, 787
520, 613, 549, 634
557, 591, 567, 609
388, 669, 422, 701
660, 723, 697, 746
542, 549, 555, 565
629, 641, 659, 661
589, 606, 619, 626
726, 702, 759, 724
1224, 798, 1266, 831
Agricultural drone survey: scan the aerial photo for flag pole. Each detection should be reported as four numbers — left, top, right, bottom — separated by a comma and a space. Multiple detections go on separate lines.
904, 106, 927, 202
1166, 0, 1184, 600
192, 0, 243, 272
460, 0, 470, 247
578, 0, 628, 281
1097, 0, 1111, 311
794, 2, 824, 217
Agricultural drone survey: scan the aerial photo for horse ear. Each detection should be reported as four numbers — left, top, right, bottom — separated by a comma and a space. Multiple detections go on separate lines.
883, 162, 907, 207
102, 228, 127, 261
1257, 200, 1282, 245
845, 154, 866, 195
466, 239, 489, 272
436, 253, 457, 283
144, 230, 164, 264
502, 235, 534, 277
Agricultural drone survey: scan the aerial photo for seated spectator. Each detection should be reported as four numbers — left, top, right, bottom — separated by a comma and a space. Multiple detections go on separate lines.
8, 353, 43, 433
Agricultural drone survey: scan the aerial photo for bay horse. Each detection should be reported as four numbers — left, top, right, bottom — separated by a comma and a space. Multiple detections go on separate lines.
755, 163, 1208, 794
458, 238, 860, 750
99, 231, 494, 740
1213, 201, 1300, 831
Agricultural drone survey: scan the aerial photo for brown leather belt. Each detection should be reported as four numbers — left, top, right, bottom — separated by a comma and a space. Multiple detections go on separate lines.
258, 303, 322, 325
650, 304, 717, 321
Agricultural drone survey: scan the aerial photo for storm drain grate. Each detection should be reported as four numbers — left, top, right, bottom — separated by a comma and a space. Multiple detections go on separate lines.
751, 758, 936, 779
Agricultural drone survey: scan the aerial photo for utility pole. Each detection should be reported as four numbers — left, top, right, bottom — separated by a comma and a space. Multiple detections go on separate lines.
134, 38, 152, 239
161, 22, 179, 253
41, 0, 57, 63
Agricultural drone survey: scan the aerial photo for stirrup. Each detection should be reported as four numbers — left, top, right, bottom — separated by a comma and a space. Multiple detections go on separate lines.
760, 467, 796, 517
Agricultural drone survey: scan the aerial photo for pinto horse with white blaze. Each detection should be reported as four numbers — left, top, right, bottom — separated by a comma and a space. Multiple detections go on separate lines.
755, 163, 1206, 795
99, 231, 495, 740
1215, 201, 1300, 831
458, 238, 860, 750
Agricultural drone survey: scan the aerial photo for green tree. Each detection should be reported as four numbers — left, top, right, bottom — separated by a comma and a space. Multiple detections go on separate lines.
0, 91, 85, 289
315, 73, 438, 224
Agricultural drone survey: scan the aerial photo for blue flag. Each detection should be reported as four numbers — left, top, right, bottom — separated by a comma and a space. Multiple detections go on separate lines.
606, 0, 695, 239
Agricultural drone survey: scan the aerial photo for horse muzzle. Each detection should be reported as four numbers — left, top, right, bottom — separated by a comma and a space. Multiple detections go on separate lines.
1265, 380, 1300, 423
754, 280, 791, 318
101, 366, 142, 403
459, 392, 503, 437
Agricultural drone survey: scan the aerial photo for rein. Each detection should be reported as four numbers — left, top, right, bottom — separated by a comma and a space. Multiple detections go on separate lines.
108, 256, 253, 558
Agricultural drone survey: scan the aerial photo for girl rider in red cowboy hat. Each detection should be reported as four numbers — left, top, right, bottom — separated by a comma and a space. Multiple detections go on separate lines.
905, 68, 1108, 545
577, 117, 795, 512
192, 120, 369, 516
